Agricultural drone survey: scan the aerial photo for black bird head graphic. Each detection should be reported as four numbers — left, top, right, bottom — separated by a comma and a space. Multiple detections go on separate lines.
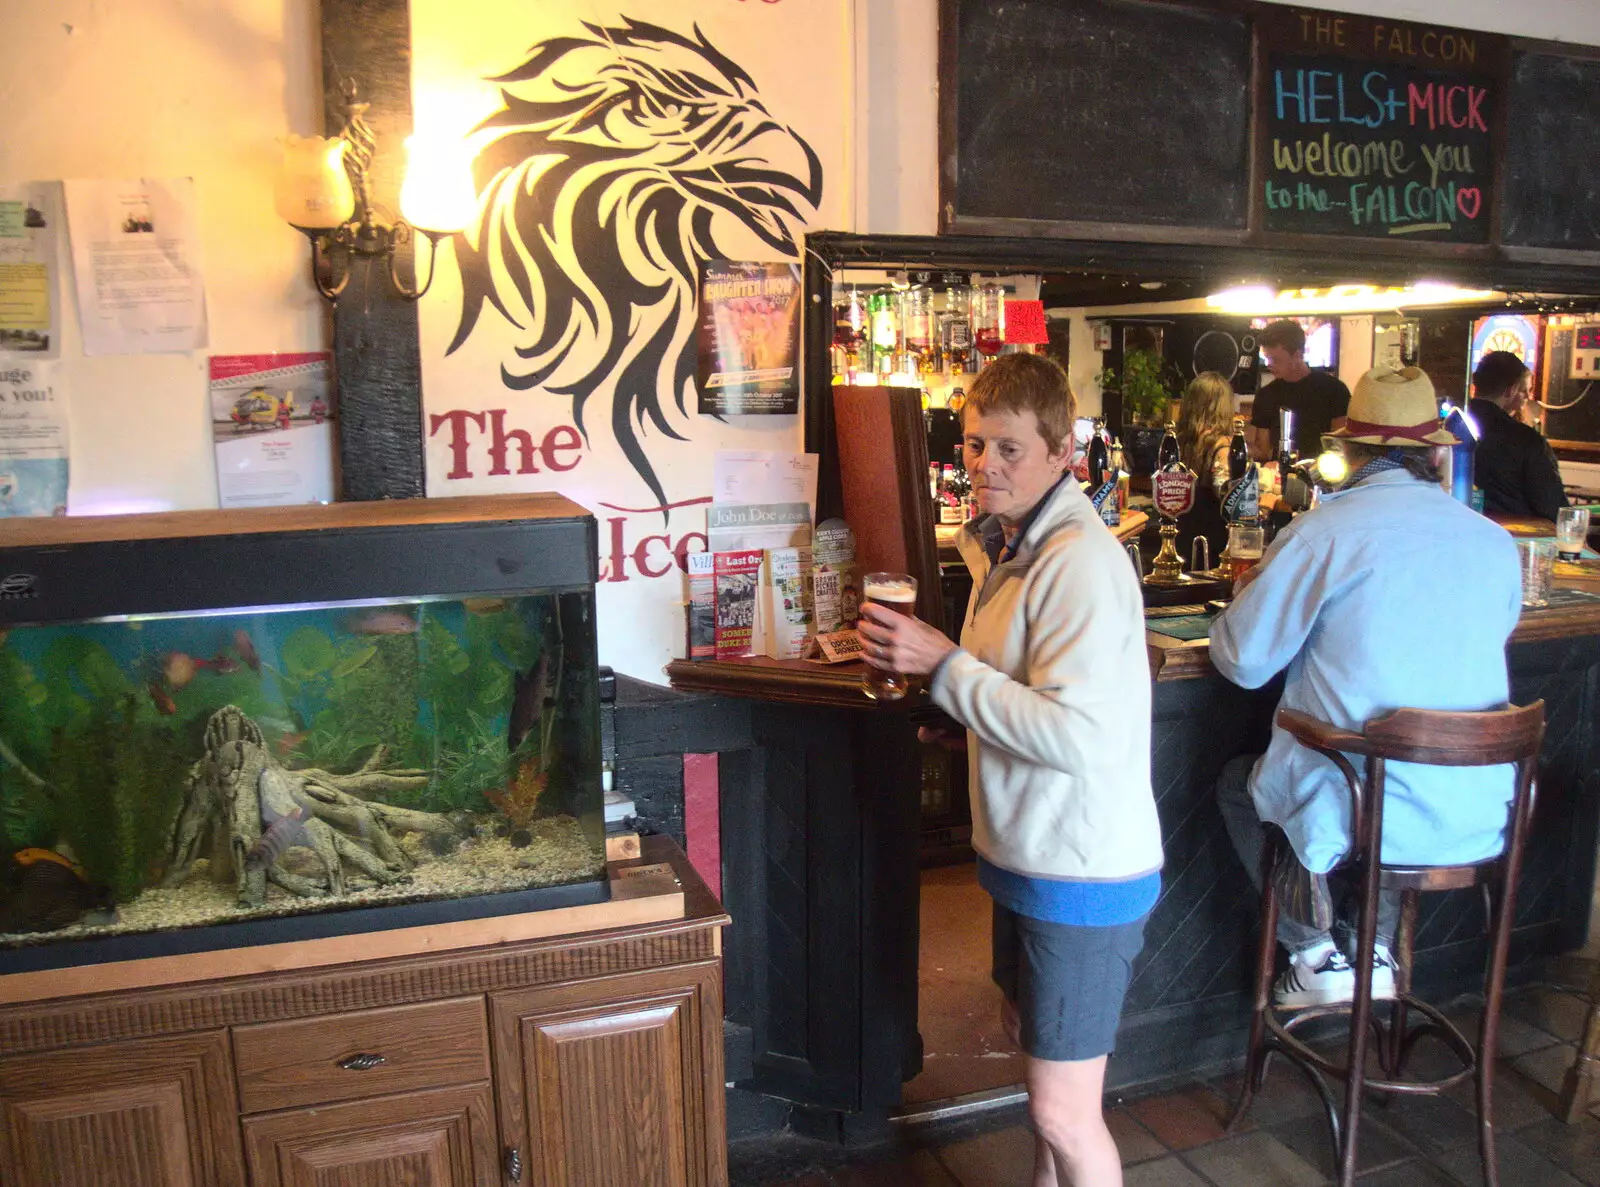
448, 19, 824, 512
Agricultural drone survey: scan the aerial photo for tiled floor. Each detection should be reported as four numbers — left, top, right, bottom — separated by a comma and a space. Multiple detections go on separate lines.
733, 977, 1600, 1186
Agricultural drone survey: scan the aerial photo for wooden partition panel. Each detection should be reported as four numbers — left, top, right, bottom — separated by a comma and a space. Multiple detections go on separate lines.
831, 386, 944, 633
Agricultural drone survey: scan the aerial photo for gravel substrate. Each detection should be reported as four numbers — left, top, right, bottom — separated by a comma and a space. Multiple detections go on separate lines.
0, 814, 605, 949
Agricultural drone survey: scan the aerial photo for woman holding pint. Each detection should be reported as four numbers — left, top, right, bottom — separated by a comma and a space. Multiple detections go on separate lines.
859, 354, 1163, 1187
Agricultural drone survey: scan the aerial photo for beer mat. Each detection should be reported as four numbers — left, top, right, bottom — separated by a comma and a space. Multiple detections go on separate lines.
1145, 614, 1214, 641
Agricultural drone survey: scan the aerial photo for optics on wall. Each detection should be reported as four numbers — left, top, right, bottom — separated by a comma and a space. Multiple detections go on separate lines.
1206, 282, 1502, 316
275, 82, 476, 303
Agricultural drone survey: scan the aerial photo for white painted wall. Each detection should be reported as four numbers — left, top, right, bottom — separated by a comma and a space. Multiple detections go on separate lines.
0, 0, 327, 515
10, 0, 1600, 513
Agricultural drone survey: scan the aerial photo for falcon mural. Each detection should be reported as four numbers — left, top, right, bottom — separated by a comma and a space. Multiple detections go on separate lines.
448, 18, 824, 510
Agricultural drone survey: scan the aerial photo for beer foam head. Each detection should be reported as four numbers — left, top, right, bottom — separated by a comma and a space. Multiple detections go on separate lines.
864, 581, 916, 603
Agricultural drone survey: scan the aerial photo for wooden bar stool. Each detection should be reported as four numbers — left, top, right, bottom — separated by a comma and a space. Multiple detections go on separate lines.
1227, 702, 1545, 1187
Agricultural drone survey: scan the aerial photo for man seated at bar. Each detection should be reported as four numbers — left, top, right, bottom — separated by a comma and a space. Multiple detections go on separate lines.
859, 354, 1162, 1186
1470, 349, 1568, 523
1209, 367, 1521, 1008
1248, 320, 1351, 462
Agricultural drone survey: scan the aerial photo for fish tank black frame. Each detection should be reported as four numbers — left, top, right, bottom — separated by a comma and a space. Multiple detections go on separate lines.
0, 493, 605, 977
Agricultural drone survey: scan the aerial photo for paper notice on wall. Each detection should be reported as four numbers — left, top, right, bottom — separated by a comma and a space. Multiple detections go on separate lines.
0, 360, 68, 517
64, 177, 208, 356
209, 353, 335, 508
0, 182, 62, 361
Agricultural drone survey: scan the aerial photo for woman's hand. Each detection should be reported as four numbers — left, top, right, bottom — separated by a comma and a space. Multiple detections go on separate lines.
857, 603, 957, 677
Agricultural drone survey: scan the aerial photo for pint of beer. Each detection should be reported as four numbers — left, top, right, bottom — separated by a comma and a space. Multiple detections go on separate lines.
860, 572, 919, 702
1227, 523, 1264, 589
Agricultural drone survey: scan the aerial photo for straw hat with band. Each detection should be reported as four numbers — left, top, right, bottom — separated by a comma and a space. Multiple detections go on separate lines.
1330, 366, 1455, 447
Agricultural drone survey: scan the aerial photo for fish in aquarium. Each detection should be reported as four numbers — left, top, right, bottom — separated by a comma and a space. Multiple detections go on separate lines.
0, 593, 604, 945
0, 848, 114, 933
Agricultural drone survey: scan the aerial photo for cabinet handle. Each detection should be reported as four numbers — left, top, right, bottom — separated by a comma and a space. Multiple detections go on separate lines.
504, 1146, 523, 1182
337, 1052, 387, 1071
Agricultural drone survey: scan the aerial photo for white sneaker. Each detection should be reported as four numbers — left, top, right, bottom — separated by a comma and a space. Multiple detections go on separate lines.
1273, 942, 1398, 1010
1275, 942, 1354, 1009
1370, 944, 1398, 1002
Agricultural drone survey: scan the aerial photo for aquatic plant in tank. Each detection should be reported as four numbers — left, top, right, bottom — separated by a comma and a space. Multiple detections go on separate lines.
0, 591, 603, 945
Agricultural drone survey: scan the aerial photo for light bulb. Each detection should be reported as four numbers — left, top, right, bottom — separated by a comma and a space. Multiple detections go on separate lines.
399, 135, 478, 235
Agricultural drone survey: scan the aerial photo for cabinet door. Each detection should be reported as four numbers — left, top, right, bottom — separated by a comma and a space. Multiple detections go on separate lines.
242, 1082, 496, 1187
0, 1030, 243, 1187
491, 963, 726, 1187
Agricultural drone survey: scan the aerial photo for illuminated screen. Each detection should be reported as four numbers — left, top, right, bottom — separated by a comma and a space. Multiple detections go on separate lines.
1250, 317, 1338, 370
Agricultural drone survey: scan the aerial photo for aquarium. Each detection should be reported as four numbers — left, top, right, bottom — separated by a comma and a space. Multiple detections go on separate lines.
0, 495, 604, 973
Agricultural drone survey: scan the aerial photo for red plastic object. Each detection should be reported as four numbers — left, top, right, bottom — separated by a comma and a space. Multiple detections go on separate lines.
1003, 299, 1049, 345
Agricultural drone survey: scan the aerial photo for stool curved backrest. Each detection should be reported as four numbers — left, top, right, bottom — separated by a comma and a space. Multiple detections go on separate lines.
1264, 701, 1546, 1187
1275, 702, 1545, 871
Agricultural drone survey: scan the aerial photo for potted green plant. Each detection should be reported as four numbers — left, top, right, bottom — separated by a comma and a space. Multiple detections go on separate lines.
1099, 349, 1178, 475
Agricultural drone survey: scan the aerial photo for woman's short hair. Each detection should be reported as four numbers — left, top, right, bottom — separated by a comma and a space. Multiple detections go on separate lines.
964, 353, 1076, 454
1259, 320, 1307, 355
1472, 350, 1529, 400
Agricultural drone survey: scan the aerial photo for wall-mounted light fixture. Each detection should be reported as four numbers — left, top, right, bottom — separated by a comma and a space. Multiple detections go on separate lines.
275, 82, 476, 303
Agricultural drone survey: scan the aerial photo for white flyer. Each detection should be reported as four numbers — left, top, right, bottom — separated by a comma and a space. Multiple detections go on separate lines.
0, 360, 68, 517
209, 353, 336, 508
63, 177, 209, 356
712, 449, 819, 514
0, 181, 62, 361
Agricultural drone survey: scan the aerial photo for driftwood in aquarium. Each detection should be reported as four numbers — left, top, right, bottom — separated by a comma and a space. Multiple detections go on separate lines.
163, 706, 461, 907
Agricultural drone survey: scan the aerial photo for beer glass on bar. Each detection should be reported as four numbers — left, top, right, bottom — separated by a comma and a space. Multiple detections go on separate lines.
1227, 523, 1264, 589
861, 572, 919, 702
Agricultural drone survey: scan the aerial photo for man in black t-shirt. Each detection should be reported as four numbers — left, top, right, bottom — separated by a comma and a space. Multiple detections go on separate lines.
1248, 320, 1352, 461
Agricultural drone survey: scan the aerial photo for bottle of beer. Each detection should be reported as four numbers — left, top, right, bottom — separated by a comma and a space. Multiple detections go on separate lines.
939, 464, 963, 524
942, 273, 973, 374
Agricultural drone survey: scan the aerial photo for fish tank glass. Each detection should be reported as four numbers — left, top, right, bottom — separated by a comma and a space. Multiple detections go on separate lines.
0, 495, 604, 972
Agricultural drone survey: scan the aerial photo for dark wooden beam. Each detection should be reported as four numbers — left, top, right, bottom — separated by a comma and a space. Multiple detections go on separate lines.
321, 0, 424, 500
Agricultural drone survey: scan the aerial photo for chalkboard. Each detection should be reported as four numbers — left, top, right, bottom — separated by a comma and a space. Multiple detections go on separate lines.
949, 0, 1250, 230
1261, 52, 1495, 241
1503, 53, 1600, 251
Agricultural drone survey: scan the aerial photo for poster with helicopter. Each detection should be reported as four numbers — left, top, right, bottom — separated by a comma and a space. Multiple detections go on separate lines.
209, 352, 335, 508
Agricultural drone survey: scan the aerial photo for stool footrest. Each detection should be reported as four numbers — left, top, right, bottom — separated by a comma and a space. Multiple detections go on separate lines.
1263, 994, 1477, 1095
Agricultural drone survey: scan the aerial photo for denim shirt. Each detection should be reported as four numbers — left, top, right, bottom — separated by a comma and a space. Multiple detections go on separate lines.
1209, 470, 1522, 873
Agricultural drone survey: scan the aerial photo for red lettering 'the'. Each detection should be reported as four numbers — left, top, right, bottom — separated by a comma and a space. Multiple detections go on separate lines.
427, 409, 586, 480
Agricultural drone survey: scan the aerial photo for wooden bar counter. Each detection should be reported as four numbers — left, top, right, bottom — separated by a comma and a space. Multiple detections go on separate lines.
668, 567, 1600, 1127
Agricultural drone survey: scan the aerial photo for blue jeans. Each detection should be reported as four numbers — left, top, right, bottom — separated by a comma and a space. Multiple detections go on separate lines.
1215, 754, 1398, 955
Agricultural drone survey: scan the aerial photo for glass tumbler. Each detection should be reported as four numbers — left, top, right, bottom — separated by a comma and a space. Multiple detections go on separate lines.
1556, 507, 1591, 562
860, 572, 918, 702
1517, 539, 1556, 608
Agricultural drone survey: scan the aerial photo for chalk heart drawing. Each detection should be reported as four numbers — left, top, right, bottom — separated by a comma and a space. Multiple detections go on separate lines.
447, 18, 824, 513
1457, 187, 1483, 220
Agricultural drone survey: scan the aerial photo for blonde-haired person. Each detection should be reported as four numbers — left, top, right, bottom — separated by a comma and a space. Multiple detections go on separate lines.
859, 353, 1162, 1187
1175, 371, 1238, 563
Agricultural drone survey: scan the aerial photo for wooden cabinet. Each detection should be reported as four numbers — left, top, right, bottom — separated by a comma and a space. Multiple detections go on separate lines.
0, 838, 728, 1187
242, 1083, 497, 1187
0, 1030, 244, 1187
492, 964, 726, 1187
